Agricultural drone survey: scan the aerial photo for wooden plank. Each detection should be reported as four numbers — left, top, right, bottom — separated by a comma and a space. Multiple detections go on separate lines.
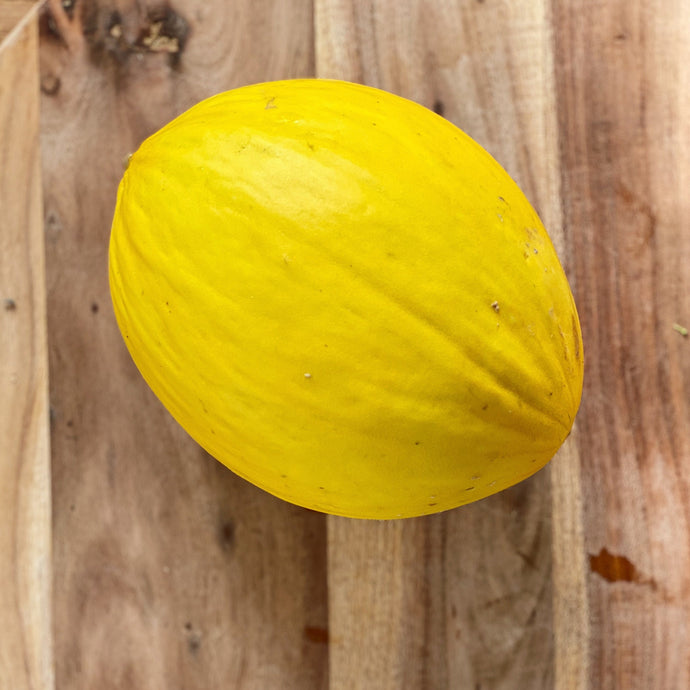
551, 438, 589, 690
39, 2, 328, 689
327, 516, 447, 688
0, 4, 55, 690
554, 0, 690, 687
317, 1, 570, 687
0, 1, 34, 44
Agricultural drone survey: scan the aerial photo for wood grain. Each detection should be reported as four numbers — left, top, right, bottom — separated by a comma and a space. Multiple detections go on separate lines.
0, 0, 34, 43
554, 0, 690, 687
551, 439, 589, 690
39, 1, 327, 689
317, 1, 569, 688
0, 4, 54, 689
29, 0, 690, 687
327, 516, 448, 689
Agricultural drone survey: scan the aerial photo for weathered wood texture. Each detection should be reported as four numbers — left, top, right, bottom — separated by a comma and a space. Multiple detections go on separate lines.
0, 0, 34, 42
0, 3, 54, 689
318, 2, 561, 688
39, 1, 326, 689
554, 1, 690, 688
30, 0, 690, 688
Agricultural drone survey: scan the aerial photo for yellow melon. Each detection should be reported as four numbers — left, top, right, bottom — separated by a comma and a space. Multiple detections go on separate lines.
109, 79, 583, 519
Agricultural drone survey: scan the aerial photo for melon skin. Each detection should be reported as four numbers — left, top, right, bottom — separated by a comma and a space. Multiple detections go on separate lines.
109, 79, 583, 519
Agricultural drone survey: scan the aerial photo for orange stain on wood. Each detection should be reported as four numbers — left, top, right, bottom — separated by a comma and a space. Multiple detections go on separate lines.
589, 548, 656, 589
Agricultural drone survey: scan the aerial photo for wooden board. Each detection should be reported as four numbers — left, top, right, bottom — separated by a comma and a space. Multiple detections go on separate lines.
0, 0, 34, 42
317, 2, 563, 687
39, 1, 327, 689
0, 3, 54, 689
554, 1, 690, 687
32, 0, 690, 688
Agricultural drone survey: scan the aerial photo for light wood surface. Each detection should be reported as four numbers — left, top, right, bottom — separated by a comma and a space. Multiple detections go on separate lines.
554, 1, 690, 687
0, 0, 34, 43
0, 3, 54, 689
317, 2, 562, 688
19, 0, 690, 688
39, 1, 326, 689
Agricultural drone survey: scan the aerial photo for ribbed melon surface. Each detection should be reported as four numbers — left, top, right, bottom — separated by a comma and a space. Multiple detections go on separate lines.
109, 79, 583, 518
